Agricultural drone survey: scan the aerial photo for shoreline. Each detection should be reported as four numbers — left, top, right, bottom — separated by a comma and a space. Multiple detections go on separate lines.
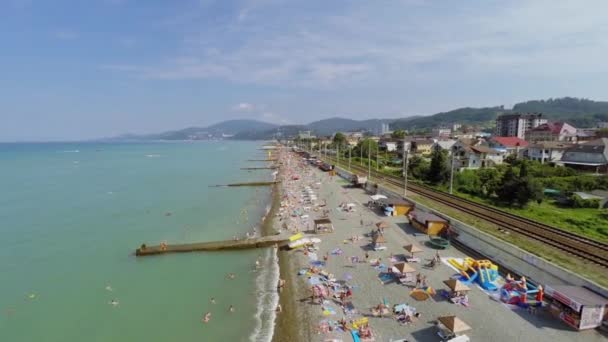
267, 150, 309, 342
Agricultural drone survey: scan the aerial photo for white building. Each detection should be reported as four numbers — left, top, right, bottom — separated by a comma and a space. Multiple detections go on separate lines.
526, 142, 572, 164
432, 128, 451, 138
495, 113, 547, 139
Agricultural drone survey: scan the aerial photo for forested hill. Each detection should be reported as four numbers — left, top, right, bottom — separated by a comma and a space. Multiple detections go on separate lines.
513, 98, 608, 127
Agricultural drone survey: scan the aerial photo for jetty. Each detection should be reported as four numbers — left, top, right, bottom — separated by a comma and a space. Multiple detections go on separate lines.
210, 181, 280, 187
240, 167, 278, 170
136, 235, 288, 256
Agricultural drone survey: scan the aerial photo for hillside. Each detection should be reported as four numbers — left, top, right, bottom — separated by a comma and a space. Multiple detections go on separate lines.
113, 97, 608, 141
391, 106, 503, 131
513, 98, 608, 127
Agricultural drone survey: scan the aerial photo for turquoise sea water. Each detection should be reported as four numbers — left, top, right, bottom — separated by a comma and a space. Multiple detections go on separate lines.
0, 141, 278, 342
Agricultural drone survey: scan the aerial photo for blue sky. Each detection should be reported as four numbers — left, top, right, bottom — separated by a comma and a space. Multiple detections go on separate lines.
2, 0, 608, 141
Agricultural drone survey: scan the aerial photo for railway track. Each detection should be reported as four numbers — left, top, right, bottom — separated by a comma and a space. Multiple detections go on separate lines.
315, 153, 608, 268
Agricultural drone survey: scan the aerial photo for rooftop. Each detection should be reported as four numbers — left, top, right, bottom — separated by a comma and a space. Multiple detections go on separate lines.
410, 210, 448, 223
491, 136, 529, 148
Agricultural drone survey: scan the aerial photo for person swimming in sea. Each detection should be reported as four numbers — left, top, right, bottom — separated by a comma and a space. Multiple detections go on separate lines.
109, 299, 119, 306
229, 305, 235, 313
202, 312, 211, 323
210, 297, 216, 304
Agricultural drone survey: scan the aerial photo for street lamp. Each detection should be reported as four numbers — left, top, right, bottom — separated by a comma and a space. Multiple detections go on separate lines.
368, 140, 371, 179
348, 146, 352, 171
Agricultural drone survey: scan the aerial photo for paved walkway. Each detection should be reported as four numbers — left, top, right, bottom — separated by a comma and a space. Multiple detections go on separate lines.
283, 161, 606, 342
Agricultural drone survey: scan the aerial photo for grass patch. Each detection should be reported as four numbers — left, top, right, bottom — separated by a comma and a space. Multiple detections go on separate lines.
453, 192, 608, 244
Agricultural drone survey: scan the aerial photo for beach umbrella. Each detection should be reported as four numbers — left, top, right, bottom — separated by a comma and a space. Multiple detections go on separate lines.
391, 262, 415, 275
443, 279, 470, 293
404, 244, 423, 257
372, 234, 386, 245
437, 315, 472, 334
375, 221, 389, 229
410, 289, 430, 301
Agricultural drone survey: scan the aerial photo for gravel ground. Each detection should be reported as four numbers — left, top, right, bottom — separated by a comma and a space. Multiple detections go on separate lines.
273, 151, 607, 342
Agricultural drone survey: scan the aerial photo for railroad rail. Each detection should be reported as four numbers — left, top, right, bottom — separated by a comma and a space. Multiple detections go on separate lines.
314, 153, 608, 268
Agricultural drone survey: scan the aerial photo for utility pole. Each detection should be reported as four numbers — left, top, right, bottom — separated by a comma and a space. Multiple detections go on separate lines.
348, 147, 351, 171
360, 142, 363, 166
403, 140, 409, 197
376, 145, 379, 171
449, 147, 456, 195
337, 144, 340, 168
368, 140, 371, 179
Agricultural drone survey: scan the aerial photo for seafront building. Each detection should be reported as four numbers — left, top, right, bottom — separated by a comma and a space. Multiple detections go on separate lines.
495, 113, 547, 139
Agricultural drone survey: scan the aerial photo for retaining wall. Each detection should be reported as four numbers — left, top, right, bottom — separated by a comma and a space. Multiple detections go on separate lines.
334, 167, 608, 298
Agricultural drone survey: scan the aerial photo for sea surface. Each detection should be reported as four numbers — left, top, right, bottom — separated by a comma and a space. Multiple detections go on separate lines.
0, 141, 279, 342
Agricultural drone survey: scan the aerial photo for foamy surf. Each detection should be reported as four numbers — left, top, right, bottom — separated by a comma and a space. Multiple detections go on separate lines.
250, 246, 280, 342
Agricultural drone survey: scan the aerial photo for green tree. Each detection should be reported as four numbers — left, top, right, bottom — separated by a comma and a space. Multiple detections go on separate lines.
456, 170, 482, 195
391, 129, 406, 139
357, 138, 379, 158
428, 148, 449, 184
477, 168, 500, 197
408, 155, 430, 180
332, 132, 347, 148
516, 177, 543, 207
497, 166, 519, 204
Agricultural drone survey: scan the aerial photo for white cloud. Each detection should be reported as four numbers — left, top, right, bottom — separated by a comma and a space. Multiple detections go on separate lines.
233, 103, 255, 111
107, 0, 608, 88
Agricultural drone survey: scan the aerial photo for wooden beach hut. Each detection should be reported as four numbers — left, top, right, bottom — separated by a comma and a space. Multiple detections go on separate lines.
409, 210, 448, 236
314, 218, 334, 234
379, 198, 414, 216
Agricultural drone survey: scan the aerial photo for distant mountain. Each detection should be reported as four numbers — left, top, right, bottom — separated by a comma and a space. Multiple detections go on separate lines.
112, 97, 608, 141
391, 107, 503, 131
306, 117, 387, 136
111, 119, 277, 141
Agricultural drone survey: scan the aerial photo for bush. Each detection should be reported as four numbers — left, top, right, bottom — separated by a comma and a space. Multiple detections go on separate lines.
570, 195, 600, 208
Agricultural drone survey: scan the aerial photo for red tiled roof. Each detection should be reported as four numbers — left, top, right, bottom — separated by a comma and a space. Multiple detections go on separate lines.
531, 122, 564, 134
492, 136, 528, 148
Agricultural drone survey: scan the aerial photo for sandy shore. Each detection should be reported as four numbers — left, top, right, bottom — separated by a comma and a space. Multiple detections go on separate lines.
269, 148, 606, 342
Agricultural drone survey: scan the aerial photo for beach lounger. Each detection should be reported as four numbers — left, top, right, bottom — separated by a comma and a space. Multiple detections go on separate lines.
405, 257, 420, 263
378, 272, 394, 285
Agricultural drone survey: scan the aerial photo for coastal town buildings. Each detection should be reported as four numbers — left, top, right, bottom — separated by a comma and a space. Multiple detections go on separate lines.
526, 141, 572, 164
489, 136, 529, 156
452, 140, 503, 169
560, 138, 608, 173
525, 122, 577, 143
432, 128, 451, 139
495, 113, 547, 139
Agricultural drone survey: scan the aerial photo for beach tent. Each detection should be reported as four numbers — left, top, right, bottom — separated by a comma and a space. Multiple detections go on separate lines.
443, 279, 470, 293
437, 315, 471, 335
375, 221, 389, 229
404, 244, 423, 258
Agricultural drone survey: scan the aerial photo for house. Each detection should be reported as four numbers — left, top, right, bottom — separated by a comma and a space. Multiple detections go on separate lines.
526, 141, 573, 164
407, 138, 435, 156
489, 137, 529, 156
452, 140, 503, 169
495, 113, 547, 138
432, 128, 452, 138
571, 191, 608, 208
432, 140, 457, 155
561, 138, 608, 173
379, 139, 399, 152
408, 210, 449, 236
378, 198, 415, 216
525, 122, 577, 143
